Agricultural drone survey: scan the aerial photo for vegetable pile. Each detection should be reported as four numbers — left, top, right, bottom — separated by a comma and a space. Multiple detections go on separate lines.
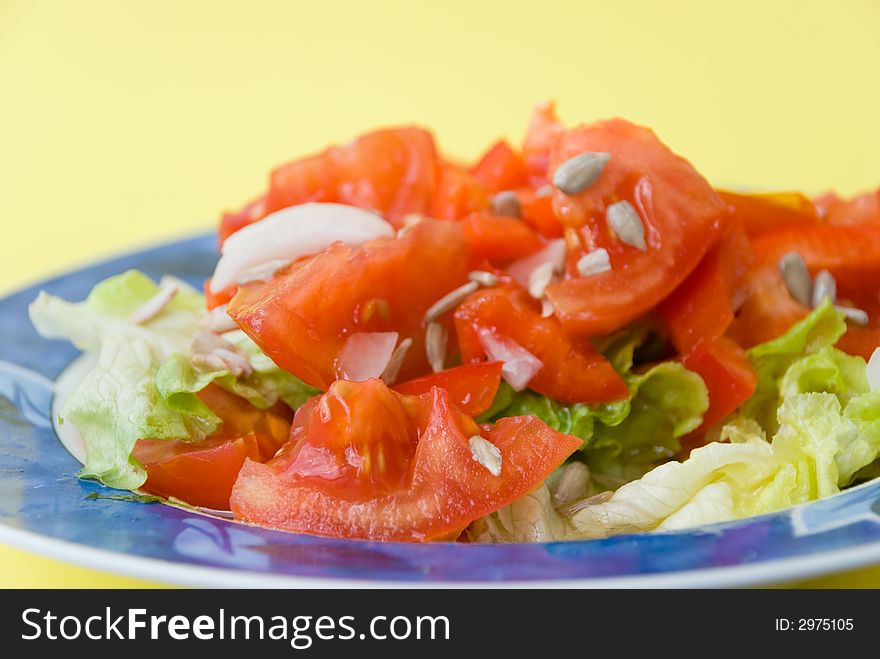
31, 103, 880, 542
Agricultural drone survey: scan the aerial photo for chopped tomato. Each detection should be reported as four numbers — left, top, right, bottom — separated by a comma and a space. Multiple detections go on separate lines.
454, 286, 628, 404
204, 279, 237, 311
522, 101, 564, 186
726, 264, 810, 348
750, 222, 880, 293
430, 160, 490, 220
229, 219, 470, 390
681, 336, 757, 434
231, 379, 581, 541
718, 190, 820, 237
658, 219, 753, 353
265, 127, 438, 228
545, 119, 728, 336
518, 187, 564, 238
219, 195, 267, 246
816, 189, 880, 226
461, 213, 543, 263
471, 140, 529, 193
133, 384, 293, 510
393, 362, 503, 416
836, 326, 880, 360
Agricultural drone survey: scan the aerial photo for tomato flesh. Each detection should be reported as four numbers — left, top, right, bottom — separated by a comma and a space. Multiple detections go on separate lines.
429, 161, 489, 220
461, 213, 543, 263
718, 190, 819, 237
454, 286, 628, 404
229, 219, 470, 389
393, 361, 503, 416
471, 140, 529, 193
231, 379, 581, 541
546, 119, 728, 336
522, 102, 564, 186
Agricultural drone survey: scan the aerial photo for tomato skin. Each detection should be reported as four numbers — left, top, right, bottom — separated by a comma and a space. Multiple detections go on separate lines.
522, 101, 564, 186
658, 219, 753, 353
393, 362, 503, 416
718, 190, 819, 237
681, 336, 757, 434
134, 385, 293, 510
471, 140, 529, 193
751, 223, 880, 293
454, 286, 628, 404
229, 219, 470, 390
265, 127, 437, 228
219, 195, 267, 246
430, 161, 490, 220
231, 382, 581, 541
461, 213, 543, 263
545, 119, 728, 336
817, 189, 880, 226
518, 188, 564, 238
836, 326, 880, 360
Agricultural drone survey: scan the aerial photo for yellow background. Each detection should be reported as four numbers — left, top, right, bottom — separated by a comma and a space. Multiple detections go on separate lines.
2, 1, 879, 587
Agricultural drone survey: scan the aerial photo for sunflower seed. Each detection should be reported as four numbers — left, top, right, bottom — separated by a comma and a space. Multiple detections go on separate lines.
576, 248, 612, 277
424, 281, 480, 322
836, 305, 869, 326
811, 269, 837, 307
528, 261, 555, 299
211, 348, 255, 378
553, 151, 611, 195
541, 298, 554, 318
380, 337, 413, 385
201, 304, 239, 333
468, 435, 502, 476
237, 259, 292, 286
553, 462, 590, 507
606, 200, 647, 251
425, 323, 448, 373
192, 330, 236, 354
779, 252, 812, 306
535, 184, 553, 198
490, 190, 521, 218
130, 285, 179, 325
468, 270, 500, 287
397, 213, 424, 237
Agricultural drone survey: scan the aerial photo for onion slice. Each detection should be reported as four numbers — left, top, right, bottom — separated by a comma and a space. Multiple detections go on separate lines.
210, 202, 394, 293
867, 347, 880, 392
477, 328, 543, 391
337, 332, 400, 382
507, 239, 566, 289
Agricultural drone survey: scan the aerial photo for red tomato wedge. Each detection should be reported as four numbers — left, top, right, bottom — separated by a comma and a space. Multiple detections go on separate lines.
522, 101, 564, 186
228, 219, 470, 390
658, 219, 754, 353
265, 127, 438, 228
430, 161, 489, 220
393, 362, 503, 416
230, 379, 581, 541
454, 286, 628, 404
750, 223, 880, 293
461, 213, 543, 263
545, 119, 728, 336
471, 140, 529, 193
718, 190, 820, 237
816, 189, 880, 226
518, 187, 564, 238
133, 385, 293, 510
726, 264, 810, 348
681, 336, 757, 434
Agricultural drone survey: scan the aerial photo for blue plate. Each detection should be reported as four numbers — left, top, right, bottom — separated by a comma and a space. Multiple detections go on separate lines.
2, 234, 880, 587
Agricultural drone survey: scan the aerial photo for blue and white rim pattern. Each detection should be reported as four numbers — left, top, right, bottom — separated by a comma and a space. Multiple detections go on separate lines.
1, 234, 879, 587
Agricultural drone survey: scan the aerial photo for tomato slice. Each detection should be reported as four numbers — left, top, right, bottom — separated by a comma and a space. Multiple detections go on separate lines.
726, 264, 810, 348
265, 127, 438, 228
230, 379, 581, 541
393, 361, 503, 416
133, 385, 293, 510
836, 326, 880, 360
816, 189, 880, 226
461, 213, 543, 263
657, 219, 754, 353
454, 286, 628, 404
229, 219, 470, 390
545, 119, 728, 336
522, 101, 564, 186
518, 187, 564, 238
681, 336, 757, 434
718, 190, 819, 237
429, 161, 489, 220
471, 140, 529, 193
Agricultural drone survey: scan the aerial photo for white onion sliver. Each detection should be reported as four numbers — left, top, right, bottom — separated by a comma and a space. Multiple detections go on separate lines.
337, 332, 399, 382
477, 328, 543, 391
507, 239, 566, 288
867, 347, 880, 392
211, 202, 394, 293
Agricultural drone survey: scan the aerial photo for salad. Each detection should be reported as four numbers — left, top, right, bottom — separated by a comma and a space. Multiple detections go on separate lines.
30, 103, 880, 543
